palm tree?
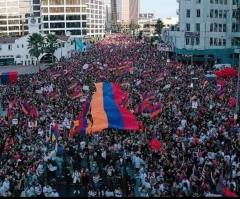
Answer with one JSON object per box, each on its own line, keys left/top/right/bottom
{"left": 155, "top": 19, "right": 164, "bottom": 41}
{"left": 45, "top": 34, "right": 59, "bottom": 64}
{"left": 27, "top": 33, "right": 44, "bottom": 66}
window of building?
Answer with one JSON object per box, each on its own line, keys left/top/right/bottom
{"left": 186, "top": 23, "right": 191, "bottom": 31}
{"left": 186, "top": 37, "right": 190, "bottom": 45}
{"left": 8, "top": 45, "right": 12, "bottom": 51}
{"left": 186, "top": 9, "right": 191, "bottom": 18}
{"left": 215, "top": 10, "right": 218, "bottom": 18}
{"left": 219, "top": 10, "right": 222, "bottom": 18}
{"left": 223, "top": 10, "right": 227, "bottom": 18}
{"left": 33, "top": 0, "right": 40, "bottom": 4}
{"left": 196, "top": 23, "right": 200, "bottom": 32}
{"left": 196, "top": 37, "right": 200, "bottom": 45}
{"left": 210, "top": 9, "right": 214, "bottom": 18}
{"left": 196, "top": 9, "right": 201, "bottom": 17}
{"left": 218, "top": 39, "right": 222, "bottom": 46}
{"left": 196, "top": 0, "right": 201, "bottom": 3}
{"left": 219, "top": 24, "right": 222, "bottom": 32}
{"left": 223, "top": 24, "right": 227, "bottom": 32}
{"left": 210, "top": 38, "right": 213, "bottom": 46}
{"left": 214, "top": 23, "right": 218, "bottom": 32}
{"left": 210, "top": 23, "right": 213, "bottom": 32}
{"left": 223, "top": 39, "right": 226, "bottom": 46}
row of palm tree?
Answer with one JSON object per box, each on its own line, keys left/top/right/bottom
{"left": 27, "top": 33, "right": 59, "bottom": 65}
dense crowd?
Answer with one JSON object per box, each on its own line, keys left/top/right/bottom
{"left": 0, "top": 34, "right": 239, "bottom": 197}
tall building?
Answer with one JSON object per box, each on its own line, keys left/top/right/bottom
{"left": 0, "top": 0, "right": 32, "bottom": 36}
{"left": 116, "top": 0, "right": 130, "bottom": 24}
{"left": 111, "top": 0, "right": 140, "bottom": 32}
{"left": 105, "top": 0, "right": 111, "bottom": 31}
{"left": 86, "top": 0, "right": 105, "bottom": 37}
{"left": 40, "top": 0, "right": 105, "bottom": 38}
{"left": 167, "top": 0, "right": 240, "bottom": 65}
{"left": 129, "top": 0, "right": 140, "bottom": 24}
{"left": 111, "top": 0, "right": 117, "bottom": 26}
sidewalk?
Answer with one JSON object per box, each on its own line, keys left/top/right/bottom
{"left": 0, "top": 64, "right": 49, "bottom": 75}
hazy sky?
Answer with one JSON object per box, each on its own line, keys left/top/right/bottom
{"left": 141, "top": 0, "right": 178, "bottom": 19}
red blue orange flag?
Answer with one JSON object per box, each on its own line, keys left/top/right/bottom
{"left": 86, "top": 82, "right": 139, "bottom": 133}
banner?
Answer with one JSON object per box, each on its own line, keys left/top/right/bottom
{"left": 0, "top": 72, "right": 18, "bottom": 85}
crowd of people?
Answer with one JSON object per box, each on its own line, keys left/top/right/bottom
{"left": 0, "top": 34, "right": 239, "bottom": 197}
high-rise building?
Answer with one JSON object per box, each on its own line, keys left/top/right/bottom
{"left": 105, "top": 0, "right": 111, "bottom": 31}
{"left": 41, "top": 0, "right": 105, "bottom": 38}
{"left": 111, "top": 0, "right": 140, "bottom": 31}
{"left": 116, "top": 0, "right": 129, "bottom": 24}
{"left": 167, "top": 0, "right": 240, "bottom": 65}
{"left": 0, "top": 0, "right": 32, "bottom": 36}
{"left": 86, "top": 0, "right": 105, "bottom": 37}
{"left": 111, "top": 0, "right": 117, "bottom": 26}
{"left": 129, "top": 0, "right": 139, "bottom": 24}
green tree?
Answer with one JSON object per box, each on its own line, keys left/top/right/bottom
{"left": 155, "top": 19, "right": 164, "bottom": 40}
{"left": 45, "top": 34, "right": 59, "bottom": 64}
{"left": 27, "top": 33, "right": 44, "bottom": 65}
{"left": 138, "top": 31, "right": 143, "bottom": 40}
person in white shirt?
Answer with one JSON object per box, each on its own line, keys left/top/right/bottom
{"left": 51, "top": 189, "right": 60, "bottom": 197}
{"left": 105, "top": 189, "right": 114, "bottom": 197}
{"left": 80, "top": 141, "right": 86, "bottom": 150}
{"left": 72, "top": 170, "right": 81, "bottom": 194}
{"left": 0, "top": 178, "right": 10, "bottom": 196}
{"left": 88, "top": 189, "right": 97, "bottom": 197}
{"left": 38, "top": 128, "right": 44, "bottom": 137}
{"left": 43, "top": 185, "right": 53, "bottom": 197}
{"left": 114, "top": 187, "right": 122, "bottom": 197}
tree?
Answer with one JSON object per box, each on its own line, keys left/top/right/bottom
{"left": 27, "top": 33, "right": 44, "bottom": 65}
{"left": 138, "top": 31, "right": 143, "bottom": 40}
{"left": 155, "top": 19, "right": 164, "bottom": 40}
{"left": 45, "top": 34, "right": 59, "bottom": 64}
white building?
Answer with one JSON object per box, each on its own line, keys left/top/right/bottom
{"left": 138, "top": 13, "right": 156, "bottom": 36}
{"left": 162, "top": 17, "right": 178, "bottom": 28}
{"left": 166, "top": 0, "right": 240, "bottom": 65}
{"left": 0, "top": 34, "right": 75, "bottom": 66}
{"left": 40, "top": 0, "right": 105, "bottom": 38}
